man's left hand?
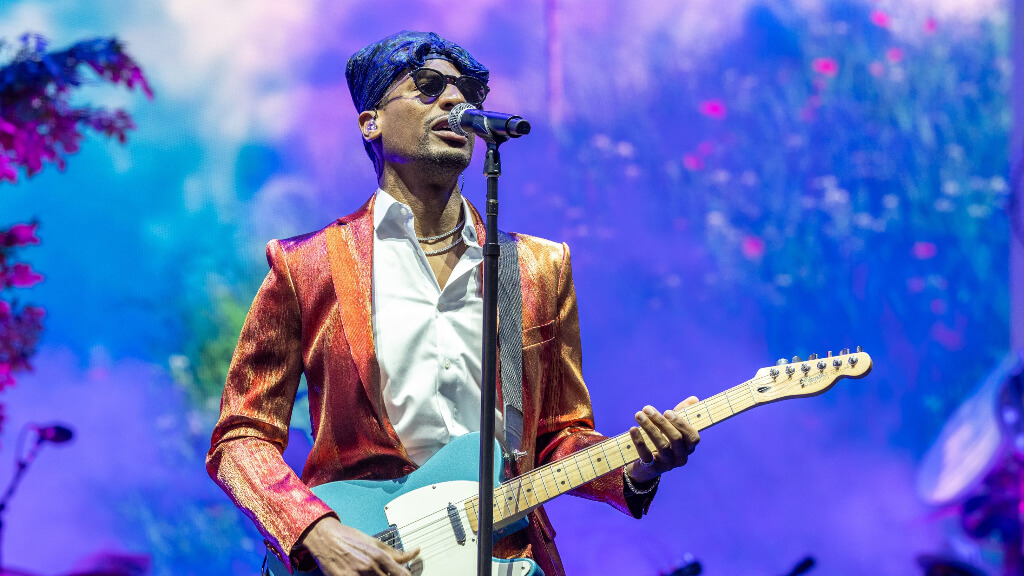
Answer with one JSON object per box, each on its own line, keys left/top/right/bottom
{"left": 626, "top": 397, "right": 701, "bottom": 485}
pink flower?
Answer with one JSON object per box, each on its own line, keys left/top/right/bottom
{"left": 912, "top": 241, "right": 938, "bottom": 260}
{"left": 698, "top": 100, "right": 727, "bottom": 120}
{"left": 923, "top": 17, "right": 938, "bottom": 34}
{"left": 7, "top": 263, "right": 43, "bottom": 288}
{"left": 870, "top": 10, "right": 891, "bottom": 28}
{"left": 811, "top": 58, "right": 839, "bottom": 78}
{"left": 869, "top": 61, "right": 886, "bottom": 78}
{"left": 741, "top": 236, "right": 765, "bottom": 259}
{"left": 0, "top": 300, "right": 9, "bottom": 318}
{"left": 886, "top": 47, "right": 903, "bottom": 63}
{"left": 682, "top": 154, "right": 704, "bottom": 171}
{"left": 696, "top": 140, "right": 715, "bottom": 157}
{"left": 6, "top": 223, "right": 39, "bottom": 246}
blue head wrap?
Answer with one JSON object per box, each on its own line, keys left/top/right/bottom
{"left": 345, "top": 31, "right": 489, "bottom": 178}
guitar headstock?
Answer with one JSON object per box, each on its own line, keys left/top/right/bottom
{"left": 750, "top": 347, "right": 872, "bottom": 403}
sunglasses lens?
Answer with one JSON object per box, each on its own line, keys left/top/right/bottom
{"left": 412, "top": 69, "right": 447, "bottom": 97}
{"left": 455, "top": 77, "right": 488, "bottom": 105}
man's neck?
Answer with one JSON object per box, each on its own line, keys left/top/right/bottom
{"left": 379, "top": 165, "right": 464, "bottom": 238}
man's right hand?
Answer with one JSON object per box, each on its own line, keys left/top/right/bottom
{"left": 300, "top": 516, "right": 419, "bottom": 576}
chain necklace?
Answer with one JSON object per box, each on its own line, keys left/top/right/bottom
{"left": 416, "top": 216, "right": 465, "bottom": 243}
{"left": 421, "top": 235, "right": 465, "bottom": 256}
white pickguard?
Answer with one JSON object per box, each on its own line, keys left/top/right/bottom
{"left": 384, "top": 480, "right": 535, "bottom": 576}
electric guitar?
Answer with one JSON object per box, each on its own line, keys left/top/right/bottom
{"left": 264, "top": 349, "right": 872, "bottom": 576}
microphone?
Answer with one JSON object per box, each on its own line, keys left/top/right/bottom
{"left": 448, "top": 103, "right": 531, "bottom": 142}
{"left": 35, "top": 424, "right": 74, "bottom": 444}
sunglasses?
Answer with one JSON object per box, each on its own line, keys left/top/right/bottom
{"left": 381, "top": 67, "right": 490, "bottom": 107}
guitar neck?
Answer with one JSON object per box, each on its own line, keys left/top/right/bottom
{"left": 465, "top": 377, "right": 761, "bottom": 530}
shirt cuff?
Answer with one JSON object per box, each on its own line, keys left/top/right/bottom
{"left": 622, "top": 468, "right": 660, "bottom": 519}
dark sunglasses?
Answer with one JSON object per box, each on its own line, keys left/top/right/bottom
{"left": 408, "top": 67, "right": 489, "bottom": 106}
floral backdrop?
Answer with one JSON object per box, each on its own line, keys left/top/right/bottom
{"left": 0, "top": 0, "right": 1013, "bottom": 575}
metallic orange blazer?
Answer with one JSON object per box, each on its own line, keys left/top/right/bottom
{"left": 207, "top": 195, "right": 643, "bottom": 575}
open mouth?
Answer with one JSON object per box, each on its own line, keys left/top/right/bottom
{"left": 431, "top": 118, "right": 467, "bottom": 143}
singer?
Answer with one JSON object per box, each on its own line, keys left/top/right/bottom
{"left": 206, "top": 31, "right": 701, "bottom": 576}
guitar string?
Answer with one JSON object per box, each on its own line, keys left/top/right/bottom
{"left": 373, "top": 375, "right": 766, "bottom": 553}
{"left": 371, "top": 370, "right": 800, "bottom": 552}
{"left": 369, "top": 365, "right": 853, "bottom": 558}
{"left": 373, "top": 373, "right": 798, "bottom": 564}
{"left": 372, "top": 371, "right": 787, "bottom": 554}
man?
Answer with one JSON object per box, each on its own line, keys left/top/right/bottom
{"left": 207, "top": 31, "right": 701, "bottom": 576}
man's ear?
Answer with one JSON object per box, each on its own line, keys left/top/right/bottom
{"left": 358, "top": 110, "right": 380, "bottom": 142}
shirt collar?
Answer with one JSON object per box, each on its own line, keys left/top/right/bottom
{"left": 373, "top": 188, "right": 479, "bottom": 247}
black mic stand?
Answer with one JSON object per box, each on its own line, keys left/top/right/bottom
{"left": 0, "top": 427, "right": 48, "bottom": 573}
{"left": 478, "top": 135, "right": 507, "bottom": 576}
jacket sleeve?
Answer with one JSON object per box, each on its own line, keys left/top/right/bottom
{"left": 533, "top": 243, "right": 657, "bottom": 519}
{"left": 205, "top": 240, "right": 335, "bottom": 571}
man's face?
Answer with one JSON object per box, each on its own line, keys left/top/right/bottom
{"left": 376, "top": 59, "right": 476, "bottom": 176}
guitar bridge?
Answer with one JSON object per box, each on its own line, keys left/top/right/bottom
{"left": 374, "top": 524, "right": 404, "bottom": 552}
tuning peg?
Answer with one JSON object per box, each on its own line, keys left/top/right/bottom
{"left": 792, "top": 355, "right": 802, "bottom": 363}
{"left": 856, "top": 346, "right": 863, "bottom": 352}
{"left": 769, "top": 368, "right": 780, "bottom": 378}
{"left": 841, "top": 348, "right": 850, "bottom": 355}
{"left": 826, "top": 350, "right": 832, "bottom": 357}
{"left": 809, "top": 353, "right": 818, "bottom": 360}
{"left": 776, "top": 358, "right": 788, "bottom": 366}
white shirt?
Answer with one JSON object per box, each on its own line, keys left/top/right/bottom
{"left": 372, "top": 189, "right": 499, "bottom": 466}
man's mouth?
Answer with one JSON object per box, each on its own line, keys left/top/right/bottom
{"left": 430, "top": 118, "right": 467, "bottom": 143}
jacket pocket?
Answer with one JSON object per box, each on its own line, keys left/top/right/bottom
{"left": 522, "top": 320, "right": 555, "bottom": 349}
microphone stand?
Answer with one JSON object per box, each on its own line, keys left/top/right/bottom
{"left": 0, "top": 428, "right": 47, "bottom": 573}
{"left": 478, "top": 136, "right": 507, "bottom": 576}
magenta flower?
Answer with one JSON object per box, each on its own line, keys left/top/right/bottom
{"left": 869, "top": 61, "right": 886, "bottom": 78}
{"left": 912, "top": 241, "right": 938, "bottom": 260}
{"left": 682, "top": 154, "right": 704, "bottom": 171}
{"left": 7, "top": 263, "right": 43, "bottom": 288}
{"left": 0, "top": 300, "right": 9, "bottom": 318}
{"left": 886, "top": 47, "right": 904, "bottom": 63}
{"left": 698, "top": 100, "right": 727, "bottom": 120}
{"left": 741, "top": 236, "right": 766, "bottom": 259}
{"left": 870, "top": 10, "right": 891, "bottom": 28}
{"left": 923, "top": 17, "right": 938, "bottom": 34}
{"left": 6, "top": 223, "right": 39, "bottom": 246}
{"left": 696, "top": 140, "right": 715, "bottom": 157}
{"left": 811, "top": 58, "right": 839, "bottom": 78}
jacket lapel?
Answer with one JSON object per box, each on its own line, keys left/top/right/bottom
{"left": 325, "top": 197, "right": 390, "bottom": 427}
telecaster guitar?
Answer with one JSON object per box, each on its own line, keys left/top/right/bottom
{"left": 264, "top": 349, "right": 873, "bottom": 576}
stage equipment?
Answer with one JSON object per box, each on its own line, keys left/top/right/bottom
{"left": 917, "top": 351, "right": 1024, "bottom": 575}
{"left": 455, "top": 101, "right": 531, "bottom": 576}
{"left": 449, "top": 103, "right": 531, "bottom": 141}
{"left": 0, "top": 423, "right": 75, "bottom": 572}
{"left": 781, "top": 556, "right": 815, "bottom": 575}
{"left": 664, "top": 553, "right": 702, "bottom": 575}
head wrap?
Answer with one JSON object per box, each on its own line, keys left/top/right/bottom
{"left": 345, "top": 31, "right": 489, "bottom": 178}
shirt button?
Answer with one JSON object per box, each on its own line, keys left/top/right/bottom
{"left": 443, "top": 359, "right": 452, "bottom": 370}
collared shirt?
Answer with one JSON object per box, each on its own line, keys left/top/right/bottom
{"left": 372, "top": 189, "right": 499, "bottom": 466}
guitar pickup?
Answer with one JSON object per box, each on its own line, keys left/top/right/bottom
{"left": 447, "top": 502, "right": 467, "bottom": 545}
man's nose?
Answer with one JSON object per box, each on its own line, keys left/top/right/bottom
{"left": 437, "top": 81, "right": 466, "bottom": 109}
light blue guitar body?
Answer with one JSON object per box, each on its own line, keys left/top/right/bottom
{"left": 263, "top": 432, "right": 539, "bottom": 576}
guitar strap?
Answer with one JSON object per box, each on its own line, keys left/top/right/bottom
{"left": 497, "top": 230, "right": 524, "bottom": 457}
